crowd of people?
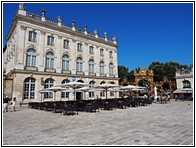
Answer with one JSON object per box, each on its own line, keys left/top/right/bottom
{"left": 3, "top": 96, "right": 17, "bottom": 113}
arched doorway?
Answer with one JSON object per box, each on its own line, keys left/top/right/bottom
{"left": 134, "top": 66, "right": 154, "bottom": 94}
{"left": 76, "top": 80, "right": 84, "bottom": 101}
{"left": 89, "top": 80, "right": 95, "bottom": 98}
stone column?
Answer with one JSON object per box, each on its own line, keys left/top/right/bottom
{"left": 55, "top": 36, "right": 62, "bottom": 73}
{"left": 114, "top": 49, "right": 118, "bottom": 78}
{"left": 95, "top": 45, "right": 99, "bottom": 77}
{"left": 84, "top": 43, "right": 88, "bottom": 76}
{"left": 70, "top": 39, "right": 76, "bottom": 74}
{"left": 16, "top": 25, "right": 26, "bottom": 69}
{"left": 38, "top": 30, "right": 46, "bottom": 72}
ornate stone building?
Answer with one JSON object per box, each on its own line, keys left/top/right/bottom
{"left": 173, "top": 66, "right": 193, "bottom": 98}
{"left": 3, "top": 4, "right": 119, "bottom": 102}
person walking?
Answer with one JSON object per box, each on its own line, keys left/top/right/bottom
{"left": 175, "top": 94, "right": 178, "bottom": 101}
{"left": 180, "top": 93, "right": 184, "bottom": 101}
{"left": 3, "top": 96, "right": 9, "bottom": 113}
{"left": 11, "top": 97, "right": 17, "bottom": 112}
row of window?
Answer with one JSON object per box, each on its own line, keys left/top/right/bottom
{"left": 24, "top": 78, "right": 115, "bottom": 99}
{"left": 26, "top": 48, "right": 114, "bottom": 75}
{"left": 29, "top": 31, "right": 113, "bottom": 58}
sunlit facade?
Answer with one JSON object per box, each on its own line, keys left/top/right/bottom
{"left": 3, "top": 4, "right": 119, "bottom": 102}
{"left": 173, "top": 66, "right": 193, "bottom": 98}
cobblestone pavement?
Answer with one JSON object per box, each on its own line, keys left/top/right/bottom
{"left": 3, "top": 100, "right": 194, "bottom": 146}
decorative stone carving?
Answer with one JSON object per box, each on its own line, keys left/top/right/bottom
{"left": 112, "top": 35, "right": 116, "bottom": 41}
{"left": 84, "top": 24, "right": 87, "bottom": 35}
{"left": 41, "top": 8, "right": 45, "bottom": 17}
{"left": 72, "top": 19, "right": 75, "bottom": 27}
{"left": 19, "top": 3, "right": 24, "bottom": 10}
{"left": 112, "top": 35, "right": 117, "bottom": 44}
{"left": 104, "top": 32, "right": 107, "bottom": 41}
{"left": 94, "top": 29, "right": 98, "bottom": 38}
{"left": 57, "top": 15, "right": 62, "bottom": 23}
{"left": 84, "top": 24, "right": 87, "bottom": 30}
{"left": 20, "top": 25, "right": 27, "bottom": 30}
{"left": 40, "top": 30, "right": 46, "bottom": 35}
{"left": 72, "top": 20, "right": 75, "bottom": 31}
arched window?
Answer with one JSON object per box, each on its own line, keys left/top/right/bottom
{"left": 61, "top": 79, "right": 70, "bottom": 98}
{"left": 62, "top": 55, "right": 69, "bottom": 71}
{"left": 89, "top": 59, "right": 94, "bottom": 74}
{"left": 76, "top": 57, "right": 83, "bottom": 72}
{"left": 45, "top": 52, "right": 54, "bottom": 69}
{"left": 26, "top": 48, "right": 36, "bottom": 67}
{"left": 44, "top": 78, "right": 54, "bottom": 98}
{"left": 24, "top": 77, "right": 35, "bottom": 99}
{"left": 109, "top": 63, "right": 114, "bottom": 76}
{"left": 100, "top": 61, "right": 104, "bottom": 76}
{"left": 183, "top": 80, "right": 191, "bottom": 88}
{"left": 100, "top": 81, "right": 105, "bottom": 97}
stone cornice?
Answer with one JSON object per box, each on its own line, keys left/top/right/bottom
{"left": 9, "top": 13, "right": 118, "bottom": 48}
{"left": 13, "top": 69, "right": 119, "bottom": 80}
{"left": 175, "top": 75, "right": 193, "bottom": 79}
{"left": 6, "top": 15, "right": 18, "bottom": 41}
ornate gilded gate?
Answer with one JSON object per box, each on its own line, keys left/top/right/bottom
{"left": 133, "top": 66, "right": 175, "bottom": 95}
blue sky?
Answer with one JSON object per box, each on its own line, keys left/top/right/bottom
{"left": 2, "top": 2, "right": 193, "bottom": 71}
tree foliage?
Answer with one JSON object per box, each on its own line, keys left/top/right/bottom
{"left": 149, "top": 61, "right": 189, "bottom": 82}
{"left": 118, "top": 65, "right": 129, "bottom": 83}
{"left": 128, "top": 70, "right": 135, "bottom": 83}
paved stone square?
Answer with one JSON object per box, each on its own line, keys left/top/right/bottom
{"left": 3, "top": 100, "right": 194, "bottom": 146}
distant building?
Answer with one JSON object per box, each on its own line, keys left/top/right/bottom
{"left": 173, "top": 65, "right": 193, "bottom": 99}
{"left": 3, "top": 3, "right": 119, "bottom": 102}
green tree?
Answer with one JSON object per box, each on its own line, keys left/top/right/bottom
{"left": 118, "top": 65, "right": 129, "bottom": 83}
{"left": 149, "top": 62, "right": 165, "bottom": 82}
{"left": 128, "top": 70, "right": 135, "bottom": 83}
{"left": 149, "top": 61, "right": 189, "bottom": 82}
{"left": 164, "top": 62, "right": 180, "bottom": 81}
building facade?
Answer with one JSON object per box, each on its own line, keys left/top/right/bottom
{"left": 173, "top": 66, "right": 193, "bottom": 99}
{"left": 3, "top": 4, "right": 119, "bottom": 102}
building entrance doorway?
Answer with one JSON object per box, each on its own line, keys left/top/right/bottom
{"left": 76, "top": 92, "right": 83, "bottom": 101}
